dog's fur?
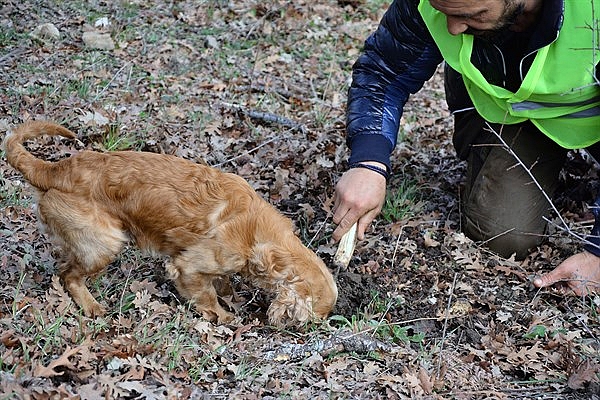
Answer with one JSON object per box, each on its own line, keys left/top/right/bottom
{"left": 3, "top": 121, "right": 337, "bottom": 327}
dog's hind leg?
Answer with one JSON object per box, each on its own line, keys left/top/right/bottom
{"left": 59, "top": 254, "right": 114, "bottom": 317}
{"left": 38, "top": 189, "right": 128, "bottom": 317}
{"left": 166, "top": 261, "right": 235, "bottom": 324}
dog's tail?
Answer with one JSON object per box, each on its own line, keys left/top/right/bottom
{"left": 3, "top": 120, "right": 76, "bottom": 191}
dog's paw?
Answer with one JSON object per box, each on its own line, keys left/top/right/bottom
{"left": 81, "top": 301, "right": 107, "bottom": 318}
{"left": 199, "top": 308, "right": 234, "bottom": 325}
{"left": 216, "top": 310, "right": 235, "bottom": 325}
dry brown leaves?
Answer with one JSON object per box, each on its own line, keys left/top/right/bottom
{"left": 0, "top": 0, "right": 599, "bottom": 398}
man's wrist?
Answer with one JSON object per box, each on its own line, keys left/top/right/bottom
{"left": 348, "top": 161, "right": 390, "bottom": 182}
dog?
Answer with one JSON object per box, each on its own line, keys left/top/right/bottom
{"left": 3, "top": 121, "right": 337, "bottom": 327}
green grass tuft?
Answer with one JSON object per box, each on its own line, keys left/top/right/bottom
{"left": 380, "top": 178, "right": 421, "bottom": 223}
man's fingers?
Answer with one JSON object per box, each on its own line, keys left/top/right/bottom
{"left": 533, "top": 271, "right": 563, "bottom": 289}
{"left": 332, "top": 216, "right": 354, "bottom": 241}
{"left": 533, "top": 264, "right": 588, "bottom": 295}
{"left": 356, "top": 216, "right": 374, "bottom": 241}
{"left": 533, "top": 275, "right": 550, "bottom": 288}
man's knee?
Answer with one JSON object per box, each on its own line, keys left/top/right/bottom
{"left": 454, "top": 114, "right": 566, "bottom": 260}
{"left": 462, "top": 214, "right": 544, "bottom": 259}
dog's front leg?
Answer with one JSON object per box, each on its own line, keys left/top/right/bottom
{"left": 192, "top": 281, "right": 235, "bottom": 324}
{"left": 166, "top": 263, "right": 234, "bottom": 324}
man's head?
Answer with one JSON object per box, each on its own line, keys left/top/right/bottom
{"left": 429, "top": 0, "right": 541, "bottom": 38}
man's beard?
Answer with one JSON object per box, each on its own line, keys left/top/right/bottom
{"left": 465, "top": 2, "right": 526, "bottom": 40}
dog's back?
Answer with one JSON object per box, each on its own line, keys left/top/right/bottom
{"left": 3, "top": 121, "right": 265, "bottom": 254}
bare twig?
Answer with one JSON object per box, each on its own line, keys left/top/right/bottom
{"left": 486, "top": 122, "right": 569, "bottom": 228}
{"left": 306, "top": 217, "right": 329, "bottom": 249}
{"left": 563, "top": 302, "right": 600, "bottom": 344}
{"left": 92, "top": 61, "right": 131, "bottom": 102}
{"left": 211, "top": 132, "right": 283, "bottom": 168}
{"left": 486, "top": 122, "right": 600, "bottom": 251}
{"left": 117, "top": 257, "right": 135, "bottom": 336}
{"left": 49, "top": 56, "right": 109, "bottom": 98}
{"left": 391, "top": 224, "right": 407, "bottom": 270}
{"left": 542, "top": 216, "right": 590, "bottom": 247}
{"left": 437, "top": 272, "right": 458, "bottom": 379}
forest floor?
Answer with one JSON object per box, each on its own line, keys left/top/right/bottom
{"left": 0, "top": 1, "right": 598, "bottom": 399}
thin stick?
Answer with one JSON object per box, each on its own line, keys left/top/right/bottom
{"left": 486, "top": 121, "right": 570, "bottom": 230}
{"left": 211, "top": 133, "right": 283, "bottom": 168}
{"left": 221, "top": 101, "right": 306, "bottom": 133}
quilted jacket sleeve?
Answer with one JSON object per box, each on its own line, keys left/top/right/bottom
{"left": 346, "top": 0, "right": 444, "bottom": 170}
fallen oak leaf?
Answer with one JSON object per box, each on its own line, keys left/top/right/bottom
{"left": 0, "top": 329, "right": 19, "bottom": 348}
{"left": 418, "top": 366, "right": 434, "bottom": 394}
{"left": 567, "top": 359, "right": 600, "bottom": 390}
{"left": 495, "top": 264, "right": 527, "bottom": 280}
{"left": 33, "top": 345, "right": 84, "bottom": 378}
{"left": 233, "top": 321, "right": 259, "bottom": 342}
{"left": 423, "top": 230, "right": 440, "bottom": 248}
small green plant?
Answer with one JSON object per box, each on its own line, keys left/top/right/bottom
{"left": 67, "top": 76, "right": 94, "bottom": 99}
{"left": 522, "top": 325, "right": 568, "bottom": 340}
{"left": 0, "top": 26, "right": 19, "bottom": 47}
{"left": 233, "top": 357, "right": 261, "bottom": 380}
{"left": 11, "top": 270, "right": 28, "bottom": 317}
{"left": 32, "top": 315, "right": 68, "bottom": 354}
{"left": 329, "top": 291, "right": 423, "bottom": 345}
{"left": 188, "top": 351, "right": 219, "bottom": 382}
{"left": 380, "top": 179, "right": 420, "bottom": 223}
{"left": 118, "top": 292, "right": 137, "bottom": 313}
{"left": 523, "top": 324, "right": 547, "bottom": 340}
{"left": 377, "top": 324, "right": 425, "bottom": 344}
{"left": 101, "top": 124, "right": 140, "bottom": 151}
{"left": 0, "top": 176, "right": 30, "bottom": 208}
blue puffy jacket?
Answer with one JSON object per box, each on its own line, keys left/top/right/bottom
{"left": 346, "top": 0, "right": 441, "bottom": 172}
{"left": 346, "top": 0, "right": 600, "bottom": 255}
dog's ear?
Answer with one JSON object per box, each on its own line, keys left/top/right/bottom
{"left": 248, "top": 242, "right": 287, "bottom": 282}
{"left": 267, "top": 285, "right": 313, "bottom": 327}
{"left": 249, "top": 242, "right": 314, "bottom": 327}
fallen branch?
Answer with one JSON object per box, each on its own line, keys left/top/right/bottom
{"left": 221, "top": 102, "right": 306, "bottom": 133}
{"left": 246, "top": 109, "right": 306, "bottom": 133}
{"left": 263, "top": 329, "right": 397, "bottom": 361}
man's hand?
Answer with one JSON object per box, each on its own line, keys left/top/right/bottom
{"left": 332, "top": 162, "right": 387, "bottom": 242}
{"left": 533, "top": 250, "right": 600, "bottom": 296}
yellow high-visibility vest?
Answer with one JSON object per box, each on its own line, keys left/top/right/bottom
{"left": 419, "top": 0, "right": 600, "bottom": 148}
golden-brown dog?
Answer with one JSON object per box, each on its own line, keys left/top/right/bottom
{"left": 3, "top": 121, "right": 337, "bottom": 327}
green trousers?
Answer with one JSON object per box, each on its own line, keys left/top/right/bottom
{"left": 453, "top": 110, "right": 569, "bottom": 259}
